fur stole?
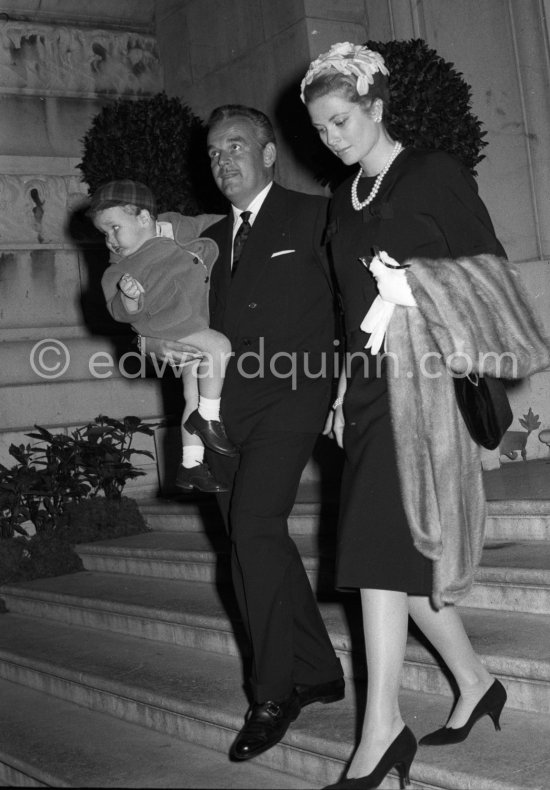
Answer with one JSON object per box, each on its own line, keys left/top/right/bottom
{"left": 386, "top": 254, "right": 550, "bottom": 608}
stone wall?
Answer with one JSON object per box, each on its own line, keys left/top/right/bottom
{"left": 0, "top": 0, "right": 549, "bottom": 486}
{"left": 0, "top": 2, "right": 166, "bottom": 494}
{"left": 155, "top": 0, "right": 550, "bottom": 466}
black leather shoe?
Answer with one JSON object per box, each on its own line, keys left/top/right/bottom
{"left": 229, "top": 692, "right": 301, "bottom": 761}
{"left": 295, "top": 677, "right": 345, "bottom": 708}
{"left": 184, "top": 410, "right": 238, "bottom": 457}
{"left": 175, "top": 462, "right": 229, "bottom": 493}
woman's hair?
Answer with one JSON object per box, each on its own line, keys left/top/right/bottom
{"left": 207, "top": 104, "right": 276, "bottom": 149}
{"left": 302, "top": 39, "right": 487, "bottom": 176}
{"left": 302, "top": 70, "right": 390, "bottom": 117}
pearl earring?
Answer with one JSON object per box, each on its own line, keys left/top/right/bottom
{"left": 372, "top": 101, "right": 383, "bottom": 123}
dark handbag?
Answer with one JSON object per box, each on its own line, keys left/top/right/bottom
{"left": 453, "top": 373, "right": 513, "bottom": 450}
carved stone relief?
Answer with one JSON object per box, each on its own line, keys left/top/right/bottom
{"left": 0, "top": 21, "right": 162, "bottom": 96}
{"left": 0, "top": 173, "right": 89, "bottom": 245}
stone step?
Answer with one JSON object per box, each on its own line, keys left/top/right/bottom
{"left": 464, "top": 541, "right": 550, "bottom": 613}
{"left": 0, "top": 677, "right": 313, "bottom": 789}
{"left": 138, "top": 497, "right": 550, "bottom": 542}
{"left": 2, "top": 572, "right": 549, "bottom": 716}
{"left": 71, "top": 531, "right": 550, "bottom": 615}
{"left": 485, "top": 499, "right": 550, "bottom": 541}
{"left": 0, "top": 613, "right": 547, "bottom": 790}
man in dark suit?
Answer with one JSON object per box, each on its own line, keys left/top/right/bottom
{"left": 202, "top": 105, "right": 344, "bottom": 761}
{"left": 143, "top": 104, "right": 344, "bottom": 761}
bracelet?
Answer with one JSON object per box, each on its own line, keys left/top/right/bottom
{"left": 332, "top": 396, "right": 344, "bottom": 409}
{"left": 136, "top": 334, "right": 143, "bottom": 353}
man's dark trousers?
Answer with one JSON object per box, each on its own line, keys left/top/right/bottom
{"left": 206, "top": 182, "right": 343, "bottom": 703}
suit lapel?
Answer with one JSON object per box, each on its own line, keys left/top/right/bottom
{"left": 213, "top": 184, "right": 332, "bottom": 336}
{"left": 224, "top": 186, "right": 291, "bottom": 335}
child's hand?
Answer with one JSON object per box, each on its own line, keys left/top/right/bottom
{"left": 118, "top": 273, "right": 145, "bottom": 300}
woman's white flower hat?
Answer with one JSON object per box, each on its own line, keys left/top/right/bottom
{"left": 300, "top": 41, "right": 389, "bottom": 102}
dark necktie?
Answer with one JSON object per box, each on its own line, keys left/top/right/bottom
{"left": 232, "top": 210, "right": 252, "bottom": 277}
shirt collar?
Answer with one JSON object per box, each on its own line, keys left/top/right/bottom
{"left": 231, "top": 181, "right": 273, "bottom": 228}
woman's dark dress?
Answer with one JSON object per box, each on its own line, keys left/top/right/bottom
{"left": 327, "top": 147, "right": 505, "bottom": 593}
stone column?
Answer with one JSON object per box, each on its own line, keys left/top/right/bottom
{"left": 155, "top": 0, "right": 370, "bottom": 193}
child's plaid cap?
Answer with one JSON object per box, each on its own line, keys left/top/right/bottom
{"left": 88, "top": 180, "right": 157, "bottom": 215}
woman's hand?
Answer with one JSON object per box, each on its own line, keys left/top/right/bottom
{"left": 368, "top": 251, "right": 416, "bottom": 306}
{"left": 360, "top": 296, "right": 395, "bottom": 355}
{"left": 323, "top": 405, "right": 345, "bottom": 448}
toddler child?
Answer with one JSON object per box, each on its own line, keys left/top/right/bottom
{"left": 88, "top": 179, "right": 236, "bottom": 493}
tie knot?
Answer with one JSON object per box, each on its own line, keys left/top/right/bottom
{"left": 239, "top": 210, "right": 252, "bottom": 225}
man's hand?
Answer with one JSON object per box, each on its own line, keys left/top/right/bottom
{"left": 139, "top": 336, "right": 203, "bottom": 367}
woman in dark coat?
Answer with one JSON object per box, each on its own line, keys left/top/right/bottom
{"left": 301, "top": 42, "right": 508, "bottom": 789}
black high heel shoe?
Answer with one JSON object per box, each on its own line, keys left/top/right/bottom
{"left": 324, "top": 725, "right": 417, "bottom": 789}
{"left": 419, "top": 678, "right": 507, "bottom": 746}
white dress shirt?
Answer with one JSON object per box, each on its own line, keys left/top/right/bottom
{"left": 231, "top": 181, "right": 273, "bottom": 266}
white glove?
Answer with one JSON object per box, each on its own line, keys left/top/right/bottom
{"left": 368, "top": 250, "right": 416, "bottom": 306}
{"left": 361, "top": 296, "right": 395, "bottom": 355}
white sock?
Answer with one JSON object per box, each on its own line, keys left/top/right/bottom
{"left": 182, "top": 444, "right": 205, "bottom": 468}
{"left": 197, "top": 396, "right": 221, "bottom": 421}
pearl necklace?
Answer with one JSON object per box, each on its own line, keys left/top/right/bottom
{"left": 351, "top": 141, "right": 404, "bottom": 210}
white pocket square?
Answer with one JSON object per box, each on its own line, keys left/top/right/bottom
{"left": 271, "top": 249, "right": 295, "bottom": 258}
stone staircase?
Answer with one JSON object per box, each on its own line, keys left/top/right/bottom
{"left": 1, "top": 460, "right": 550, "bottom": 789}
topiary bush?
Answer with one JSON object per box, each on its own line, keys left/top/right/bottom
{"left": 78, "top": 91, "right": 225, "bottom": 214}
{"left": 366, "top": 38, "right": 487, "bottom": 174}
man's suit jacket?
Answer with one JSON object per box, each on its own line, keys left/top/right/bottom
{"left": 205, "top": 183, "right": 336, "bottom": 439}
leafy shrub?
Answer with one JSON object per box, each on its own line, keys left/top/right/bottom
{"left": 0, "top": 534, "right": 83, "bottom": 586}
{"left": 0, "top": 537, "right": 26, "bottom": 585}
{"left": 58, "top": 496, "right": 149, "bottom": 544}
{"left": 61, "top": 414, "right": 157, "bottom": 500}
{"left": 0, "top": 446, "right": 47, "bottom": 539}
{"left": 19, "top": 534, "right": 84, "bottom": 581}
{"left": 0, "top": 435, "right": 91, "bottom": 538}
{"left": 22, "top": 414, "right": 158, "bottom": 518}
{"left": 0, "top": 415, "right": 155, "bottom": 587}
